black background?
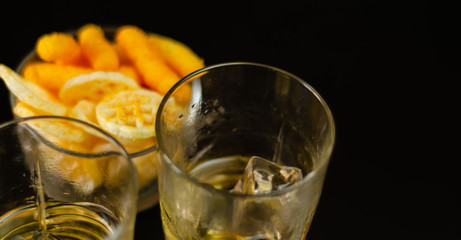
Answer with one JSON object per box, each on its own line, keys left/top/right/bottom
{"left": 0, "top": 1, "right": 458, "bottom": 239}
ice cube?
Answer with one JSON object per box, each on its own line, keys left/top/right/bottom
{"left": 231, "top": 156, "right": 302, "bottom": 195}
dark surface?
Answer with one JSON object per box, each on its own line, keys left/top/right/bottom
{"left": 0, "top": 1, "right": 458, "bottom": 239}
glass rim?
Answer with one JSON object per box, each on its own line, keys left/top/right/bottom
{"left": 0, "top": 115, "right": 137, "bottom": 174}
{"left": 156, "top": 62, "right": 336, "bottom": 198}
{"left": 0, "top": 115, "right": 139, "bottom": 238}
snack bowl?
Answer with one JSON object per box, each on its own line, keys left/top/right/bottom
{"left": 7, "top": 25, "right": 201, "bottom": 212}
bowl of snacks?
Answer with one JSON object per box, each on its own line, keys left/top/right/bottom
{"left": 1, "top": 24, "right": 204, "bottom": 211}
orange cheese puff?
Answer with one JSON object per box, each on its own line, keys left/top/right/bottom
{"left": 22, "top": 62, "right": 93, "bottom": 94}
{"left": 117, "top": 64, "right": 142, "bottom": 84}
{"left": 36, "top": 32, "right": 83, "bottom": 65}
{"left": 112, "top": 43, "right": 131, "bottom": 64}
{"left": 77, "top": 23, "right": 105, "bottom": 39}
{"left": 115, "top": 25, "right": 180, "bottom": 94}
{"left": 135, "top": 59, "right": 180, "bottom": 94}
{"left": 148, "top": 33, "right": 205, "bottom": 77}
{"left": 77, "top": 24, "right": 120, "bottom": 71}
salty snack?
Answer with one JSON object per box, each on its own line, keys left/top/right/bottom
{"left": 0, "top": 64, "right": 67, "bottom": 116}
{"left": 115, "top": 25, "right": 180, "bottom": 94}
{"left": 115, "top": 64, "right": 142, "bottom": 84}
{"left": 78, "top": 24, "right": 120, "bottom": 70}
{"left": 95, "top": 89, "right": 163, "bottom": 140}
{"left": 22, "top": 62, "right": 92, "bottom": 94}
{"left": 36, "top": 32, "right": 83, "bottom": 65}
{"left": 1, "top": 23, "right": 205, "bottom": 195}
{"left": 148, "top": 33, "right": 204, "bottom": 77}
{"left": 13, "top": 102, "right": 90, "bottom": 144}
{"left": 68, "top": 100, "right": 97, "bottom": 125}
{"left": 59, "top": 71, "right": 139, "bottom": 105}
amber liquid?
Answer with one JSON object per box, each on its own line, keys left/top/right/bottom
{"left": 0, "top": 202, "right": 118, "bottom": 240}
{"left": 162, "top": 156, "right": 280, "bottom": 240}
{"left": 0, "top": 158, "right": 118, "bottom": 240}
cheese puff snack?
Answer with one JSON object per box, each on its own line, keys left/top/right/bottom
{"left": 148, "top": 33, "right": 204, "bottom": 77}
{"left": 36, "top": 32, "right": 83, "bottom": 65}
{"left": 4, "top": 23, "right": 206, "bottom": 144}
{"left": 22, "top": 62, "right": 93, "bottom": 94}
{"left": 77, "top": 24, "right": 120, "bottom": 71}
{"left": 115, "top": 25, "right": 181, "bottom": 94}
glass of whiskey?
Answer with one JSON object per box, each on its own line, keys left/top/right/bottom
{"left": 155, "top": 62, "right": 335, "bottom": 240}
{"left": 0, "top": 116, "right": 138, "bottom": 240}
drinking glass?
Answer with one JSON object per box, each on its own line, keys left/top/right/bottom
{"left": 0, "top": 116, "right": 138, "bottom": 240}
{"left": 156, "top": 62, "right": 335, "bottom": 239}
{"left": 12, "top": 27, "right": 160, "bottom": 212}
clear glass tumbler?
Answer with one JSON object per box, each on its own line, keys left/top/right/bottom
{"left": 0, "top": 116, "right": 138, "bottom": 240}
{"left": 156, "top": 62, "right": 335, "bottom": 239}
{"left": 11, "top": 27, "right": 161, "bottom": 212}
